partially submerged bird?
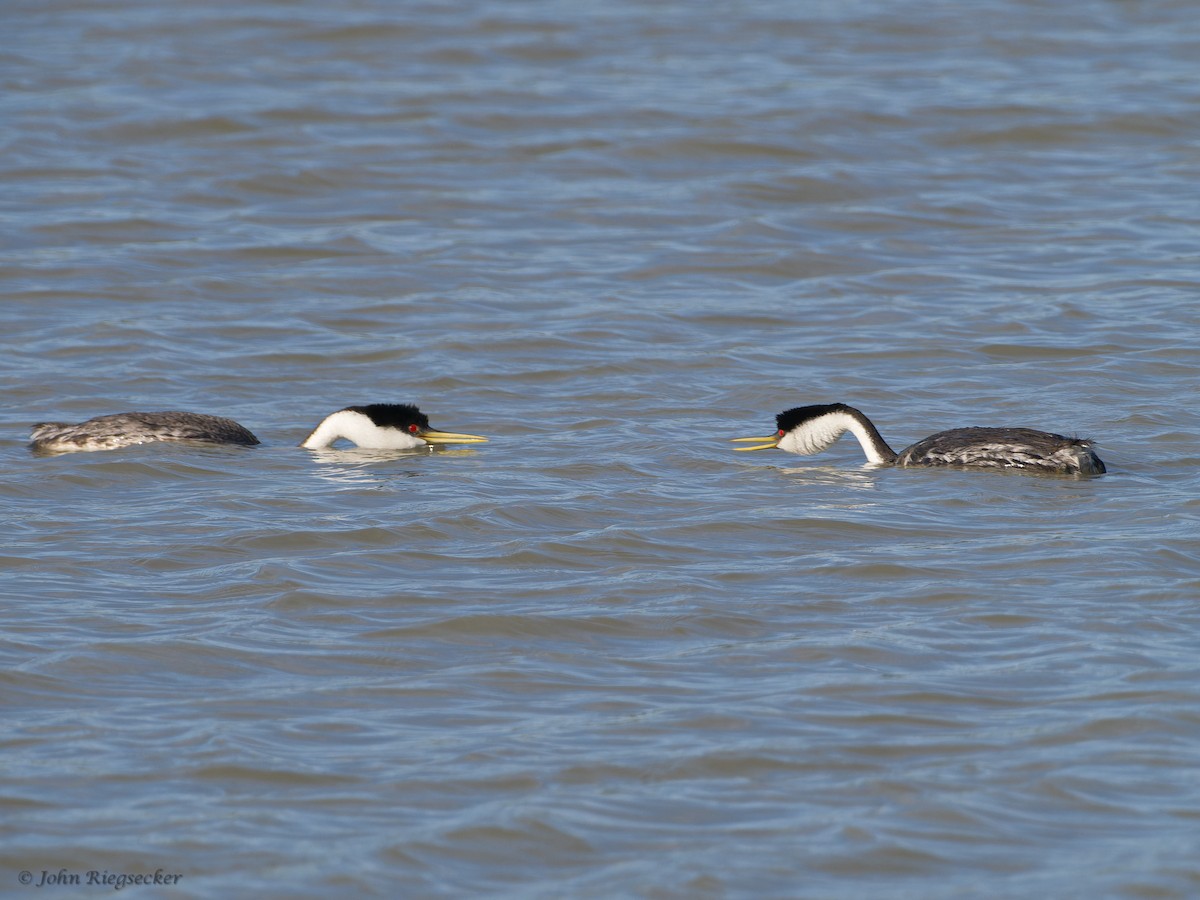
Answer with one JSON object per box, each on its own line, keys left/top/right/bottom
{"left": 299, "top": 403, "right": 487, "bottom": 450}
{"left": 30, "top": 411, "right": 260, "bottom": 454}
{"left": 29, "top": 403, "right": 487, "bottom": 455}
{"left": 733, "top": 403, "right": 1105, "bottom": 476}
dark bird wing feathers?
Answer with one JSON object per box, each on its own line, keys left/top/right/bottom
{"left": 896, "top": 427, "right": 1104, "bottom": 474}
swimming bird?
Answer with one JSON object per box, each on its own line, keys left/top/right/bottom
{"left": 30, "top": 411, "right": 260, "bottom": 454}
{"left": 732, "top": 403, "right": 1106, "bottom": 475}
{"left": 299, "top": 403, "right": 487, "bottom": 450}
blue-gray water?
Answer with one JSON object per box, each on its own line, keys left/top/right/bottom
{"left": 3, "top": 1, "right": 1199, "bottom": 896}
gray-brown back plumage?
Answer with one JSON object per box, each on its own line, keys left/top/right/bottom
{"left": 30, "top": 411, "right": 260, "bottom": 454}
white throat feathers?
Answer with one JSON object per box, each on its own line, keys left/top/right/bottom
{"left": 300, "top": 408, "right": 426, "bottom": 450}
{"left": 776, "top": 405, "right": 898, "bottom": 466}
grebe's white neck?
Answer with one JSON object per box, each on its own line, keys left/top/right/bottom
{"left": 300, "top": 409, "right": 426, "bottom": 450}
{"left": 777, "top": 406, "right": 898, "bottom": 466}
{"left": 738, "top": 402, "right": 1106, "bottom": 475}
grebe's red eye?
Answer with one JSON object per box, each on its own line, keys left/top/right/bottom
{"left": 777, "top": 429, "right": 785, "bottom": 437}
{"left": 408, "top": 424, "right": 420, "bottom": 434}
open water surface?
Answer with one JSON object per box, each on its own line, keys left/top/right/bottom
{"left": 2, "top": 0, "right": 1200, "bottom": 896}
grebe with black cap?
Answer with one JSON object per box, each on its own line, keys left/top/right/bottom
{"left": 30, "top": 404, "right": 487, "bottom": 454}
{"left": 733, "top": 403, "right": 1105, "bottom": 476}
{"left": 299, "top": 404, "right": 487, "bottom": 450}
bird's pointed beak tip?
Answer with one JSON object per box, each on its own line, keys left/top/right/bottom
{"left": 421, "top": 429, "right": 489, "bottom": 445}
{"left": 730, "top": 435, "right": 779, "bottom": 452}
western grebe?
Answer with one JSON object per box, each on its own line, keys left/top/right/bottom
{"left": 30, "top": 411, "right": 260, "bottom": 454}
{"left": 733, "top": 403, "right": 1106, "bottom": 475}
{"left": 300, "top": 404, "right": 487, "bottom": 450}
{"left": 30, "top": 403, "right": 487, "bottom": 454}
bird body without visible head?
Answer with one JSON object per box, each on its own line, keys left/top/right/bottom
{"left": 29, "top": 411, "right": 260, "bottom": 454}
